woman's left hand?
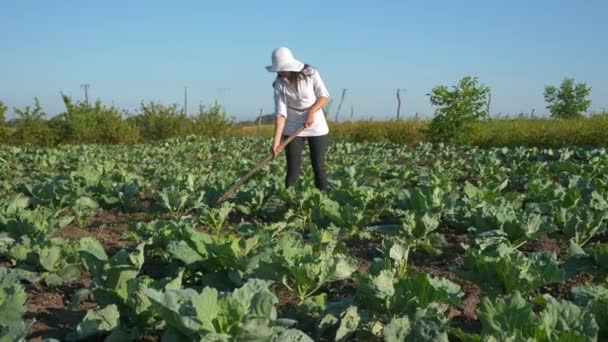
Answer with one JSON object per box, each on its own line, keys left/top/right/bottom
{"left": 305, "top": 114, "right": 315, "bottom": 127}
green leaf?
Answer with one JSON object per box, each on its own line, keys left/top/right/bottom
{"left": 236, "top": 317, "right": 274, "bottom": 341}
{"left": 335, "top": 305, "right": 360, "bottom": 341}
{"left": 394, "top": 272, "right": 463, "bottom": 314}
{"left": 572, "top": 285, "right": 608, "bottom": 339}
{"left": 69, "top": 288, "right": 92, "bottom": 310}
{"left": 8, "top": 244, "right": 30, "bottom": 261}
{"left": 383, "top": 316, "right": 411, "bottom": 342}
{"left": 389, "top": 241, "right": 409, "bottom": 262}
{"left": 355, "top": 268, "right": 395, "bottom": 310}
{"left": 270, "top": 328, "right": 313, "bottom": 342}
{"left": 56, "top": 264, "right": 81, "bottom": 282}
{"left": 0, "top": 267, "right": 38, "bottom": 283}
{"left": 194, "top": 287, "right": 219, "bottom": 332}
{"left": 145, "top": 287, "right": 205, "bottom": 339}
{"left": 43, "top": 274, "right": 64, "bottom": 287}
{"left": 536, "top": 294, "right": 599, "bottom": 341}
{"left": 407, "top": 308, "right": 449, "bottom": 342}
{"left": 39, "top": 245, "right": 62, "bottom": 272}
{"left": 572, "top": 285, "right": 608, "bottom": 306}
{"left": 167, "top": 240, "right": 203, "bottom": 265}
{"left": 0, "top": 272, "right": 27, "bottom": 326}
{"left": 591, "top": 243, "right": 608, "bottom": 269}
{"left": 477, "top": 291, "right": 536, "bottom": 337}
{"left": 68, "top": 304, "right": 120, "bottom": 341}
{"left": 0, "top": 319, "right": 31, "bottom": 342}
{"left": 75, "top": 196, "right": 99, "bottom": 211}
{"left": 6, "top": 195, "right": 29, "bottom": 215}
{"left": 103, "top": 266, "right": 140, "bottom": 291}
{"left": 461, "top": 244, "right": 564, "bottom": 295}
{"left": 326, "top": 255, "right": 358, "bottom": 282}
{"left": 250, "top": 290, "right": 276, "bottom": 319}
{"left": 446, "top": 327, "right": 481, "bottom": 342}
{"left": 232, "top": 279, "right": 276, "bottom": 315}
{"left": 79, "top": 237, "right": 108, "bottom": 278}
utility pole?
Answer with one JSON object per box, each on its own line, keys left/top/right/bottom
{"left": 216, "top": 88, "right": 231, "bottom": 104}
{"left": 184, "top": 87, "right": 188, "bottom": 116}
{"left": 257, "top": 108, "right": 263, "bottom": 135}
{"left": 396, "top": 88, "right": 406, "bottom": 120}
{"left": 80, "top": 84, "right": 90, "bottom": 106}
{"left": 486, "top": 92, "right": 492, "bottom": 118}
{"left": 335, "top": 88, "right": 347, "bottom": 122}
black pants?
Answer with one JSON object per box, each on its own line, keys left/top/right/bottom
{"left": 283, "top": 134, "right": 329, "bottom": 191}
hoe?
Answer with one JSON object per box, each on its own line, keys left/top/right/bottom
{"left": 213, "top": 126, "right": 305, "bottom": 206}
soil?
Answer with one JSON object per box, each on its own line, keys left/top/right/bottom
{"left": 536, "top": 271, "right": 593, "bottom": 302}
{"left": 25, "top": 279, "right": 96, "bottom": 341}
{"left": 521, "top": 233, "right": 570, "bottom": 261}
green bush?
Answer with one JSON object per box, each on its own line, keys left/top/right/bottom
{"left": 131, "top": 101, "right": 188, "bottom": 141}
{"left": 544, "top": 78, "right": 591, "bottom": 119}
{"left": 187, "top": 103, "right": 233, "bottom": 138}
{"left": 54, "top": 94, "right": 141, "bottom": 144}
{"left": 10, "top": 98, "right": 57, "bottom": 145}
{"left": 425, "top": 76, "right": 490, "bottom": 144}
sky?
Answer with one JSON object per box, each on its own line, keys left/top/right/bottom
{"left": 1, "top": 0, "right": 607, "bottom": 121}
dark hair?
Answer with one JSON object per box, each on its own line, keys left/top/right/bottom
{"left": 272, "top": 64, "right": 314, "bottom": 88}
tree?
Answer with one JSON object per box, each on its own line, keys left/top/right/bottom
{"left": 544, "top": 78, "right": 591, "bottom": 119}
{"left": 425, "top": 76, "right": 490, "bottom": 144}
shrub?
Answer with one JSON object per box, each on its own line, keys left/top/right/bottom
{"left": 10, "top": 98, "right": 57, "bottom": 145}
{"left": 544, "top": 78, "right": 591, "bottom": 119}
{"left": 425, "top": 76, "right": 490, "bottom": 144}
{"left": 131, "top": 101, "right": 188, "bottom": 141}
{"left": 55, "top": 94, "right": 141, "bottom": 144}
{"left": 187, "top": 103, "right": 233, "bottom": 138}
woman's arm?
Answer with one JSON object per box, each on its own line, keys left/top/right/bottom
{"left": 306, "top": 70, "right": 330, "bottom": 127}
{"left": 272, "top": 83, "right": 288, "bottom": 156}
{"left": 305, "top": 96, "right": 328, "bottom": 127}
{"left": 272, "top": 115, "right": 286, "bottom": 157}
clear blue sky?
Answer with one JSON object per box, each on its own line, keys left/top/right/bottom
{"left": 1, "top": 0, "right": 607, "bottom": 121}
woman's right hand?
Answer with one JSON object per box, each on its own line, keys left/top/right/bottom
{"left": 272, "top": 139, "right": 282, "bottom": 157}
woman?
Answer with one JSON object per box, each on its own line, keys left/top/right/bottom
{"left": 266, "top": 47, "right": 330, "bottom": 191}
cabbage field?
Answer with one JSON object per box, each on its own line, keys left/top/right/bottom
{"left": 1, "top": 136, "right": 607, "bottom": 341}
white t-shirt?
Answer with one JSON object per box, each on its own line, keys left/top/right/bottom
{"left": 273, "top": 66, "right": 330, "bottom": 137}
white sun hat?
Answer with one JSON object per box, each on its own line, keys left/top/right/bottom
{"left": 265, "top": 47, "right": 304, "bottom": 72}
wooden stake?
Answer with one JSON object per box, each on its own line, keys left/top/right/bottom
{"left": 335, "top": 88, "right": 347, "bottom": 122}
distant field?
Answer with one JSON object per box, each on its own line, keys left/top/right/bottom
{"left": 232, "top": 116, "right": 608, "bottom": 148}
{"left": 233, "top": 124, "right": 274, "bottom": 137}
